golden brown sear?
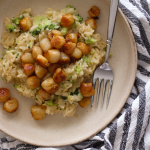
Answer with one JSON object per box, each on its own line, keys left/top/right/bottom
{"left": 88, "top": 6, "right": 100, "bottom": 18}
{"left": 0, "top": 88, "right": 10, "bottom": 103}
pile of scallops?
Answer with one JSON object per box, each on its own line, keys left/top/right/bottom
{"left": 0, "top": 6, "right": 101, "bottom": 120}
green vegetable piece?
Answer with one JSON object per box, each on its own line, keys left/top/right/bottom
{"left": 66, "top": 5, "right": 73, "bottom": 8}
{"left": 68, "top": 75, "right": 72, "bottom": 78}
{"left": 61, "top": 83, "right": 65, "bottom": 88}
{"left": 33, "top": 15, "right": 51, "bottom": 27}
{"left": 85, "top": 37, "right": 97, "bottom": 44}
{"left": 60, "top": 27, "right": 68, "bottom": 35}
{"left": 32, "top": 26, "right": 42, "bottom": 37}
{"left": 72, "top": 22, "right": 77, "bottom": 28}
{"left": 47, "top": 101, "right": 54, "bottom": 106}
{"left": 70, "top": 89, "right": 79, "bottom": 95}
{"left": 82, "top": 55, "right": 91, "bottom": 66}
{"left": 13, "top": 84, "right": 20, "bottom": 88}
{"left": 16, "top": 53, "right": 19, "bottom": 58}
{"left": 74, "top": 65, "right": 83, "bottom": 75}
{"left": 75, "top": 14, "right": 83, "bottom": 23}
{"left": 61, "top": 96, "right": 67, "bottom": 100}
{"left": 12, "top": 15, "right": 24, "bottom": 25}
{"left": 103, "top": 47, "right": 106, "bottom": 51}
{"left": 49, "top": 24, "right": 55, "bottom": 30}
{"left": 6, "top": 24, "right": 15, "bottom": 33}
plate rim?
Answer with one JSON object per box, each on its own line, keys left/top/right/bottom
{"left": 0, "top": 2, "right": 137, "bottom": 147}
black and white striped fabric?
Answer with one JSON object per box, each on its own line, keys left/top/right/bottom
{"left": 1, "top": 0, "right": 150, "bottom": 149}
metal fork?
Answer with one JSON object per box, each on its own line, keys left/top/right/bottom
{"left": 92, "top": 0, "right": 119, "bottom": 109}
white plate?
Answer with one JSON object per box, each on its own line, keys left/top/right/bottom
{"left": 0, "top": 0, "right": 137, "bottom": 147}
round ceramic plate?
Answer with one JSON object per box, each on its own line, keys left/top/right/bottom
{"left": 0, "top": 0, "right": 137, "bottom": 147}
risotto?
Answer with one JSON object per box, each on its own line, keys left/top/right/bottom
{"left": 0, "top": 6, "right": 106, "bottom": 118}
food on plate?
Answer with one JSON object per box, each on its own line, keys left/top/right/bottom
{"left": 31, "top": 106, "right": 46, "bottom": 120}
{"left": 78, "top": 97, "right": 90, "bottom": 108}
{"left": 85, "top": 18, "right": 97, "bottom": 30}
{"left": 0, "top": 88, "right": 10, "bottom": 103}
{"left": 0, "top": 5, "right": 106, "bottom": 118}
{"left": 3, "top": 98, "right": 19, "bottom": 113}
{"left": 88, "top": 6, "right": 100, "bottom": 18}
{"left": 80, "top": 82, "right": 95, "bottom": 97}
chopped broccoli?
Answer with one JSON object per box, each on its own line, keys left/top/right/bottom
{"left": 103, "top": 47, "right": 106, "bottom": 51}
{"left": 61, "top": 83, "right": 65, "bottom": 88}
{"left": 16, "top": 53, "right": 19, "bottom": 58}
{"left": 85, "top": 37, "right": 97, "bottom": 44}
{"left": 12, "top": 15, "right": 24, "bottom": 25}
{"left": 0, "top": 57, "right": 3, "bottom": 60}
{"left": 74, "top": 64, "right": 83, "bottom": 75}
{"left": 33, "top": 15, "right": 51, "bottom": 27}
{"left": 68, "top": 75, "right": 72, "bottom": 78}
{"left": 82, "top": 55, "right": 91, "bottom": 66}
{"left": 66, "top": 5, "right": 73, "bottom": 8}
{"left": 49, "top": 24, "right": 55, "bottom": 30}
{"left": 44, "top": 25, "right": 49, "bottom": 30}
{"left": 72, "top": 22, "right": 77, "bottom": 28}
{"left": 60, "top": 27, "right": 68, "bottom": 35}
{"left": 70, "top": 89, "right": 79, "bottom": 95}
{"left": 6, "top": 24, "right": 15, "bottom": 33}
{"left": 47, "top": 101, "right": 54, "bottom": 106}
{"left": 13, "top": 84, "right": 21, "bottom": 88}
{"left": 61, "top": 96, "right": 67, "bottom": 100}
{"left": 32, "top": 26, "right": 42, "bottom": 36}
{"left": 53, "top": 95, "right": 58, "bottom": 101}
{"left": 75, "top": 14, "right": 83, "bottom": 23}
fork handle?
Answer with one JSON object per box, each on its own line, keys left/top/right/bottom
{"left": 105, "top": 0, "right": 119, "bottom": 63}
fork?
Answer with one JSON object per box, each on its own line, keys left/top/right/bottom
{"left": 92, "top": 0, "right": 119, "bottom": 109}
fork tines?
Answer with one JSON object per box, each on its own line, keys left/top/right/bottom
{"left": 91, "top": 79, "right": 113, "bottom": 109}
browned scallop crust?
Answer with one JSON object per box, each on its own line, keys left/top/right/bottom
{"left": 22, "top": 64, "right": 35, "bottom": 76}
{"left": 48, "top": 63, "right": 62, "bottom": 74}
{"left": 53, "top": 68, "right": 67, "bottom": 83}
{"left": 51, "top": 36, "right": 66, "bottom": 49}
{"left": 26, "top": 76, "right": 41, "bottom": 89}
{"left": 0, "top": 88, "right": 10, "bottom": 103}
{"left": 19, "top": 16, "right": 32, "bottom": 31}
{"left": 41, "top": 78, "right": 59, "bottom": 94}
{"left": 38, "top": 88, "right": 51, "bottom": 101}
{"left": 77, "top": 42, "right": 91, "bottom": 55}
{"left": 32, "top": 46, "right": 43, "bottom": 59}
{"left": 30, "top": 106, "right": 46, "bottom": 120}
{"left": 36, "top": 55, "right": 50, "bottom": 68}
{"left": 78, "top": 97, "right": 91, "bottom": 108}
{"left": 3, "top": 98, "right": 19, "bottom": 113}
{"left": 88, "top": 6, "right": 100, "bottom": 18}
{"left": 59, "top": 52, "right": 70, "bottom": 64}
{"left": 35, "top": 65, "right": 47, "bottom": 78}
{"left": 64, "top": 42, "right": 76, "bottom": 54}
{"left": 21, "top": 52, "right": 35, "bottom": 64}
{"left": 65, "top": 33, "right": 78, "bottom": 43}
{"left": 80, "top": 82, "right": 95, "bottom": 97}
{"left": 61, "top": 14, "right": 74, "bottom": 27}
{"left": 85, "top": 18, "right": 97, "bottom": 30}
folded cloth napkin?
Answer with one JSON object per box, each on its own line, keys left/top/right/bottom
{"left": 1, "top": 0, "right": 150, "bottom": 149}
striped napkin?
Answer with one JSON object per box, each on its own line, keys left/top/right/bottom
{"left": 1, "top": 0, "right": 150, "bottom": 149}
